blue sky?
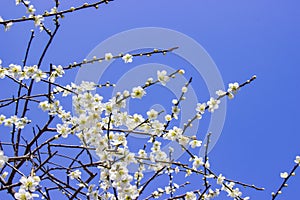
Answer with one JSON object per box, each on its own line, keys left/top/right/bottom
{"left": 0, "top": 0, "right": 300, "bottom": 199}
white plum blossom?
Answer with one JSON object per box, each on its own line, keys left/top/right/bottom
{"left": 228, "top": 188, "right": 242, "bottom": 198}
{"left": 176, "top": 135, "right": 188, "bottom": 146}
{"left": 105, "top": 53, "right": 113, "bottom": 61}
{"left": 3, "top": 116, "right": 14, "bottom": 125}
{"left": 9, "top": 64, "right": 22, "bottom": 78}
{"left": 205, "top": 160, "right": 210, "bottom": 168}
{"left": 1, "top": 171, "right": 8, "bottom": 179}
{"left": 280, "top": 172, "right": 288, "bottom": 179}
{"left": 164, "top": 126, "right": 182, "bottom": 141}
{"left": 38, "top": 100, "right": 62, "bottom": 115}
{"left": 157, "top": 70, "right": 170, "bottom": 86}
{"left": 14, "top": 188, "right": 38, "bottom": 200}
{"left": 39, "top": 101, "right": 50, "bottom": 111}
{"left": 190, "top": 156, "right": 204, "bottom": 169}
{"left": 122, "top": 53, "right": 133, "bottom": 63}
{"left": 0, "top": 150, "right": 8, "bottom": 168}
{"left": 147, "top": 109, "right": 158, "bottom": 120}
{"left": 5, "top": 22, "right": 13, "bottom": 31}
{"left": 221, "top": 182, "right": 245, "bottom": 199}
{"left": 27, "top": 5, "right": 36, "bottom": 14}
{"left": 49, "top": 65, "right": 64, "bottom": 82}
{"left": 178, "top": 69, "right": 185, "bottom": 74}
{"left": 68, "top": 170, "right": 81, "bottom": 180}
{"left": 217, "top": 174, "right": 225, "bottom": 185}
{"left": 0, "top": 114, "right": 6, "bottom": 125}
{"left": 88, "top": 188, "right": 100, "bottom": 200}
{"left": 164, "top": 114, "right": 172, "bottom": 121}
{"left": 196, "top": 103, "right": 206, "bottom": 114}
{"left": 145, "top": 77, "right": 153, "bottom": 86}
{"left": 50, "top": 7, "right": 58, "bottom": 14}
{"left": 54, "top": 65, "right": 64, "bottom": 76}
{"left": 112, "top": 132, "right": 127, "bottom": 146}
{"left": 23, "top": 65, "right": 37, "bottom": 78}
{"left": 189, "top": 139, "right": 202, "bottom": 148}
{"left": 207, "top": 97, "right": 220, "bottom": 113}
{"left": 138, "top": 149, "right": 147, "bottom": 158}
{"left": 15, "top": 117, "right": 31, "bottom": 129}
{"left": 225, "top": 82, "right": 240, "bottom": 99}
{"left": 228, "top": 82, "right": 239, "bottom": 94}
{"left": 216, "top": 89, "right": 227, "bottom": 97}
{"left": 227, "top": 92, "right": 234, "bottom": 99}
{"left": 152, "top": 188, "right": 164, "bottom": 198}
{"left": 294, "top": 156, "right": 300, "bottom": 165}
{"left": 185, "top": 191, "right": 196, "bottom": 200}
{"left": 150, "top": 120, "right": 164, "bottom": 135}
{"left": 32, "top": 69, "right": 47, "bottom": 82}
{"left": 172, "top": 106, "right": 180, "bottom": 119}
{"left": 150, "top": 141, "right": 162, "bottom": 153}
{"left": 185, "top": 169, "right": 192, "bottom": 177}
{"left": 202, "top": 189, "right": 221, "bottom": 199}
{"left": 20, "top": 175, "right": 40, "bottom": 192}
{"left": 0, "top": 67, "right": 7, "bottom": 79}
{"left": 33, "top": 15, "right": 44, "bottom": 27}
{"left": 182, "top": 86, "right": 188, "bottom": 93}
{"left": 79, "top": 81, "right": 96, "bottom": 91}
{"left": 16, "top": 0, "right": 30, "bottom": 5}
{"left": 122, "top": 90, "right": 130, "bottom": 97}
{"left": 172, "top": 99, "right": 178, "bottom": 105}
{"left": 134, "top": 171, "right": 144, "bottom": 181}
{"left": 56, "top": 124, "right": 70, "bottom": 138}
{"left": 0, "top": 60, "right": 7, "bottom": 78}
{"left": 131, "top": 86, "right": 146, "bottom": 99}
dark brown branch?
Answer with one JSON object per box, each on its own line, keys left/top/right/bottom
{"left": 0, "top": 0, "right": 114, "bottom": 25}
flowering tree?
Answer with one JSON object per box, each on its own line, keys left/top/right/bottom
{"left": 0, "top": 1, "right": 299, "bottom": 200}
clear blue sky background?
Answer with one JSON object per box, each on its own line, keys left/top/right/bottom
{"left": 0, "top": 1, "right": 300, "bottom": 199}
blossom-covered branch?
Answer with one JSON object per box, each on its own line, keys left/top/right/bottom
{"left": 0, "top": 1, "right": 275, "bottom": 200}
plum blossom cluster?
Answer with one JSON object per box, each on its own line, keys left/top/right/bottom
{"left": 0, "top": 17, "right": 259, "bottom": 200}
{"left": 40, "top": 70, "right": 197, "bottom": 199}
{"left": 14, "top": 175, "right": 40, "bottom": 200}
{"left": 0, "top": 60, "right": 65, "bottom": 83}
{"left": 271, "top": 155, "right": 300, "bottom": 199}
{"left": 1, "top": 0, "right": 52, "bottom": 31}
{"left": 35, "top": 66, "right": 258, "bottom": 199}
{"left": 0, "top": 17, "right": 13, "bottom": 31}
{"left": 0, "top": 52, "right": 138, "bottom": 84}
{"left": 1, "top": 1, "right": 114, "bottom": 32}
{"left": 0, "top": 1, "right": 270, "bottom": 199}
{"left": 0, "top": 114, "right": 31, "bottom": 130}
{"left": 15, "top": 1, "right": 44, "bottom": 30}
{"left": 221, "top": 182, "right": 248, "bottom": 199}
{"left": 194, "top": 81, "right": 242, "bottom": 116}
